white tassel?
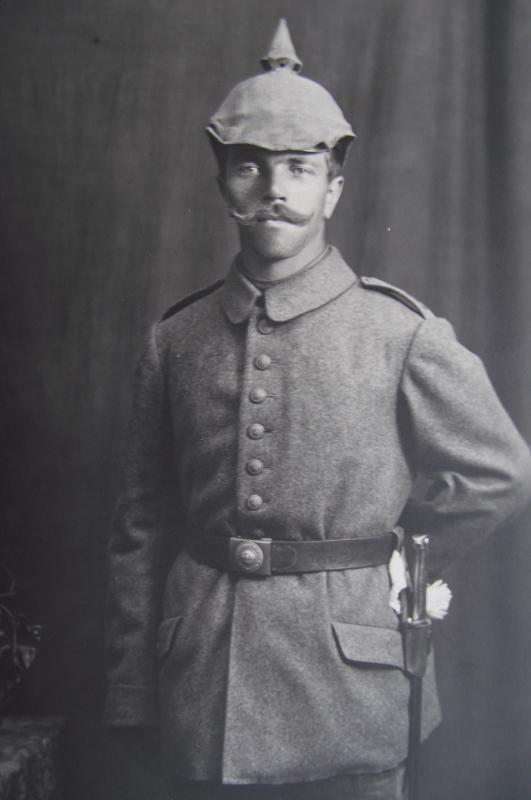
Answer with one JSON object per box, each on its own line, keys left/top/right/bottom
{"left": 426, "top": 579, "right": 453, "bottom": 620}
{"left": 389, "top": 549, "right": 452, "bottom": 620}
{"left": 388, "top": 549, "right": 408, "bottom": 614}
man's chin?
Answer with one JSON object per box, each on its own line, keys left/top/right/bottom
{"left": 243, "top": 228, "right": 306, "bottom": 261}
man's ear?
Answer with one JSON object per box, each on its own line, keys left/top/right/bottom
{"left": 324, "top": 176, "right": 344, "bottom": 220}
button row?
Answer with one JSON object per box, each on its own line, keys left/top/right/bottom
{"left": 246, "top": 345, "right": 274, "bottom": 520}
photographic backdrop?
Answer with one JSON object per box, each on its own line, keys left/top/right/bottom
{"left": 1, "top": 1, "right": 531, "bottom": 797}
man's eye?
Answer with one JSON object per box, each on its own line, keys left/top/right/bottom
{"left": 290, "top": 165, "right": 311, "bottom": 176}
{"left": 236, "top": 164, "right": 260, "bottom": 176}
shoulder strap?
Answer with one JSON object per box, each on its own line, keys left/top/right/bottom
{"left": 160, "top": 279, "right": 225, "bottom": 321}
{"left": 360, "top": 276, "right": 433, "bottom": 319}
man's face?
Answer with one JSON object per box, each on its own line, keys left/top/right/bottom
{"left": 219, "top": 146, "right": 344, "bottom": 263}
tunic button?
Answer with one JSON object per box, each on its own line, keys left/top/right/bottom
{"left": 246, "top": 458, "right": 264, "bottom": 475}
{"left": 246, "top": 494, "right": 263, "bottom": 511}
{"left": 249, "top": 387, "right": 267, "bottom": 403}
{"left": 247, "top": 423, "right": 265, "bottom": 439}
{"left": 254, "top": 354, "right": 272, "bottom": 370}
{"left": 257, "top": 316, "right": 274, "bottom": 335}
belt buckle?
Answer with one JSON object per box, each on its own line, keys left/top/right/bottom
{"left": 228, "top": 537, "right": 272, "bottom": 576}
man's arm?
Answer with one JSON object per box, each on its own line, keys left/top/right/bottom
{"left": 399, "top": 316, "right": 531, "bottom": 576}
{"left": 104, "top": 324, "right": 173, "bottom": 727}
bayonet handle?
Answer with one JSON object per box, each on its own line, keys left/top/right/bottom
{"left": 411, "top": 535, "right": 429, "bottom": 622}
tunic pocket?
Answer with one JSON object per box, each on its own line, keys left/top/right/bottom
{"left": 157, "top": 615, "right": 182, "bottom": 662}
{"left": 332, "top": 621, "right": 404, "bottom": 669}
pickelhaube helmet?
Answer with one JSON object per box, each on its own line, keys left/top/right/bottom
{"left": 206, "top": 19, "right": 355, "bottom": 161}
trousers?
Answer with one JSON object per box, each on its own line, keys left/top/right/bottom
{"left": 173, "top": 765, "right": 406, "bottom": 800}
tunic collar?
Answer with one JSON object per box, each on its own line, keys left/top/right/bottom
{"left": 220, "top": 245, "right": 358, "bottom": 324}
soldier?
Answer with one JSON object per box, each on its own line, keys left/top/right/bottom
{"left": 104, "top": 20, "right": 531, "bottom": 800}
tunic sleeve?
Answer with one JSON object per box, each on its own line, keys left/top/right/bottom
{"left": 399, "top": 316, "right": 531, "bottom": 575}
{"left": 103, "top": 324, "right": 174, "bottom": 726}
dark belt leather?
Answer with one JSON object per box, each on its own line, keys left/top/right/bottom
{"left": 188, "top": 532, "right": 395, "bottom": 577}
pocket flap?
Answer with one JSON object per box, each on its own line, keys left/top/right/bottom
{"left": 157, "top": 616, "right": 182, "bottom": 661}
{"left": 332, "top": 621, "right": 404, "bottom": 668}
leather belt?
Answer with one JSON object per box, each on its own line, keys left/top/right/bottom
{"left": 188, "top": 532, "right": 395, "bottom": 577}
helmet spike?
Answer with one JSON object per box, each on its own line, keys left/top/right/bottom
{"left": 261, "top": 18, "right": 302, "bottom": 73}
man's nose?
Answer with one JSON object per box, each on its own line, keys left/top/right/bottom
{"left": 262, "top": 167, "right": 287, "bottom": 201}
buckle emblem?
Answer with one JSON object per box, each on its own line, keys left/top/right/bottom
{"left": 234, "top": 541, "right": 264, "bottom": 573}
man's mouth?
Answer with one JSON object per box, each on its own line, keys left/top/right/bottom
{"left": 255, "top": 211, "right": 288, "bottom": 223}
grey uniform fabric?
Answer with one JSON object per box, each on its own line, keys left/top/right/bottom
{"left": 104, "top": 246, "right": 531, "bottom": 786}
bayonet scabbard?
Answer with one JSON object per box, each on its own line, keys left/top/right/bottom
{"left": 404, "top": 535, "right": 432, "bottom": 800}
{"left": 403, "top": 534, "right": 432, "bottom": 677}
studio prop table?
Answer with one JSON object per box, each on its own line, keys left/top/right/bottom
{"left": 0, "top": 718, "right": 65, "bottom": 800}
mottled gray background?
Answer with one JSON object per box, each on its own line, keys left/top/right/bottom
{"left": 1, "top": 1, "right": 530, "bottom": 798}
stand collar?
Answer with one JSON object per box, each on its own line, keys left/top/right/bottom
{"left": 220, "top": 246, "right": 358, "bottom": 324}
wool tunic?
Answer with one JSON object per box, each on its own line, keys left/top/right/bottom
{"left": 104, "top": 246, "right": 531, "bottom": 785}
